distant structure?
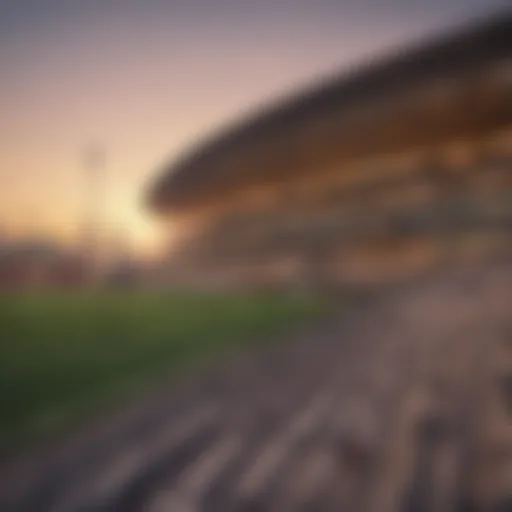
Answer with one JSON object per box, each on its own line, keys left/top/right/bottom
{"left": 0, "top": 238, "right": 88, "bottom": 290}
{"left": 81, "top": 144, "right": 106, "bottom": 280}
{"left": 148, "top": 16, "right": 512, "bottom": 291}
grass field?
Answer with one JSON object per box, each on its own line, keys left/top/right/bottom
{"left": 0, "top": 291, "right": 327, "bottom": 455}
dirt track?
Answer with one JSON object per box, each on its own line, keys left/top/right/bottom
{"left": 1, "top": 263, "right": 511, "bottom": 511}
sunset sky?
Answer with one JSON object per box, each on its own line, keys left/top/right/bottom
{"left": 0, "top": 0, "right": 506, "bottom": 258}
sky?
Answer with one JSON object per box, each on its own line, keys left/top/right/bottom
{"left": 0, "top": 0, "right": 507, "bottom": 258}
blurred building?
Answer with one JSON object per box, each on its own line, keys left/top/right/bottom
{"left": 147, "top": 16, "right": 512, "bottom": 291}
{"left": 0, "top": 238, "right": 89, "bottom": 290}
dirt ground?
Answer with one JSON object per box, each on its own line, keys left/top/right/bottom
{"left": 0, "top": 262, "right": 511, "bottom": 511}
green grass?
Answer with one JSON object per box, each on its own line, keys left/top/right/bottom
{"left": 0, "top": 291, "right": 328, "bottom": 454}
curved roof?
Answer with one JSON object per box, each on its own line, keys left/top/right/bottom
{"left": 148, "top": 15, "right": 512, "bottom": 214}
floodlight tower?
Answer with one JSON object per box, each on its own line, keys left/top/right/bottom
{"left": 82, "top": 143, "right": 106, "bottom": 278}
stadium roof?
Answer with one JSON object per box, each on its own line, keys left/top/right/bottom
{"left": 148, "top": 14, "right": 512, "bottom": 214}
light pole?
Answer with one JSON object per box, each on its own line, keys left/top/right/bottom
{"left": 82, "top": 144, "right": 105, "bottom": 281}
